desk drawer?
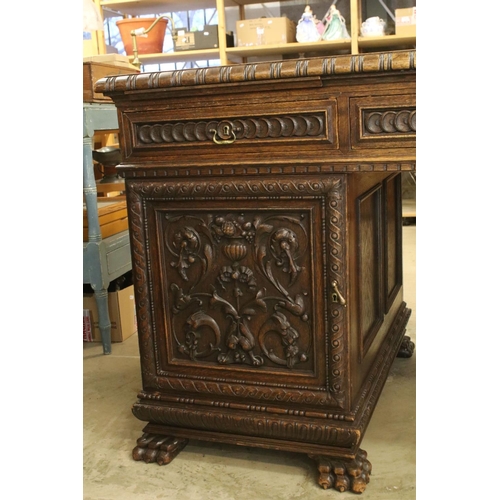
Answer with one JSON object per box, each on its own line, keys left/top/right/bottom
{"left": 122, "top": 99, "right": 339, "bottom": 159}
{"left": 349, "top": 94, "right": 416, "bottom": 150}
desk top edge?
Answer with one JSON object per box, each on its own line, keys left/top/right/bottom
{"left": 95, "top": 50, "right": 416, "bottom": 96}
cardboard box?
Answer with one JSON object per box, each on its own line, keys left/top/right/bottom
{"left": 174, "top": 25, "right": 235, "bottom": 51}
{"left": 83, "top": 309, "right": 93, "bottom": 342}
{"left": 395, "top": 7, "right": 416, "bottom": 37}
{"left": 236, "top": 17, "right": 296, "bottom": 47}
{"left": 83, "top": 273, "right": 137, "bottom": 343}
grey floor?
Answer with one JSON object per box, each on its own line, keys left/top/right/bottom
{"left": 83, "top": 225, "right": 416, "bottom": 500}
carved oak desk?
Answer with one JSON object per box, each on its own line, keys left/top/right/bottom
{"left": 96, "top": 49, "right": 416, "bottom": 494}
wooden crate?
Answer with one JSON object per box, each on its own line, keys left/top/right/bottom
{"left": 83, "top": 200, "right": 129, "bottom": 241}
{"left": 95, "top": 181, "right": 126, "bottom": 199}
{"left": 83, "top": 57, "right": 139, "bottom": 103}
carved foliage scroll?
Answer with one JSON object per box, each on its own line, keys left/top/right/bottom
{"left": 164, "top": 210, "right": 313, "bottom": 371}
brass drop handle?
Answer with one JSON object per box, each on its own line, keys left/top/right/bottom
{"left": 331, "top": 280, "right": 347, "bottom": 307}
{"left": 209, "top": 124, "right": 236, "bottom": 145}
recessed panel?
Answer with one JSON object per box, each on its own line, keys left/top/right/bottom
{"left": 151, "top": 200, "right": 325, "bottom": 388}
{"left": 384, "top": 175, "right": 403, "bottom": 311}
{"left": 357, "top": 184, "right": 384, "bottom": 359}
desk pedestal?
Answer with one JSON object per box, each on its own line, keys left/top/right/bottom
{"left": 97, "top": 50, "right": 416, "bottom": 492}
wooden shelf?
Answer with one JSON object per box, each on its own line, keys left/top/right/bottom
{"left": 123, "top": 35, "right": 415, "bottom": 68}
{"left": 100, "top": 0, "right": 242, "bottom": 16}
{"left": 95, "top": 1, "right": 417, "bottom": 66}
{"left": 100, "top": 0, "right": 222, "bottom": 16}
{"left": 227, "top": 39, "right": 352, "bottom": 58}
{"left": 358, "top": 34, "right": 416, "bottom": 50}
{"left": 129, "top": 49, "right": 222, "bottom": 66}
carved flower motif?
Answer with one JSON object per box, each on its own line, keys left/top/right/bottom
{"left": 173, "top": 227, "right": 199, "bottom": 251}
{"left": 218, "top": 266, "right": 256, "bottom": 287}
{"left": 219, "top": 266, "right": 235, "bottom": 282}
{"left": 238, "top": 266, "right": 256, "bottom": 287}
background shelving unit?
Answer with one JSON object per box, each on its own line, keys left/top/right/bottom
{"left": 93, "top": 0, "right": 416, "bottom": 68}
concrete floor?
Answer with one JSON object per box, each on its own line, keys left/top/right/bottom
{"left": 83, "top": 225, "right": 416, "bottom": 500}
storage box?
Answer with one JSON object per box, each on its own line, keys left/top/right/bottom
{"left": 236, "top": 17, "right": 296, "bottom": 47}
{"left": 194, "top": 25, "right": 219, "bottom": 49}
{"left": 395, "top": 7, "right": 416, "bottom": 37}
{"left": 83, "top": 200, "right": 128, "bottom": 241}
{"left": 83, "top": 56, "right": 140, "bottom": 103}
{"left": 83, "top": 273, "right": 137, "bottom": 343}
{"left": 194, "top": 25, "right": 235, "bottom": 49}
{"left": 174, "top": 28, "right": 196, "bottom": 51}
{"left": 174, "top": 25, "right": 235, "bottom": 51}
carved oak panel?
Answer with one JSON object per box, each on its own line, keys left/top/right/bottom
{"left": 128, "top": 176, "right": 349, "bottom": 410}
{"left": 160, "top": 205, "right": 318, "bottom": 372}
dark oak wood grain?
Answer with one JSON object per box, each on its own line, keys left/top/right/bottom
{"left": 97, "top": 49, "right": 416, "bottom": 494}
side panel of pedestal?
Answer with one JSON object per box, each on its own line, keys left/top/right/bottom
{"left": 346, "top": 172, "right": 405, "bottom": 400}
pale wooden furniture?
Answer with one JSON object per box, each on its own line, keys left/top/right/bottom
{"left": 96, "top": 48, "right": 416, "bottom": 492}
{"left": 83, "top": 102, "right": 132, "bottom": 354}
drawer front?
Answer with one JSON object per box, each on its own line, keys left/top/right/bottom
{"left": 136, "top": 112, "right": 331, "bottom": 146}
{"left": 349, "top": 94, "right": 416, "bottom": 150}
{"left": 121, "top": 99, "right": 339, "bottom": 159}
